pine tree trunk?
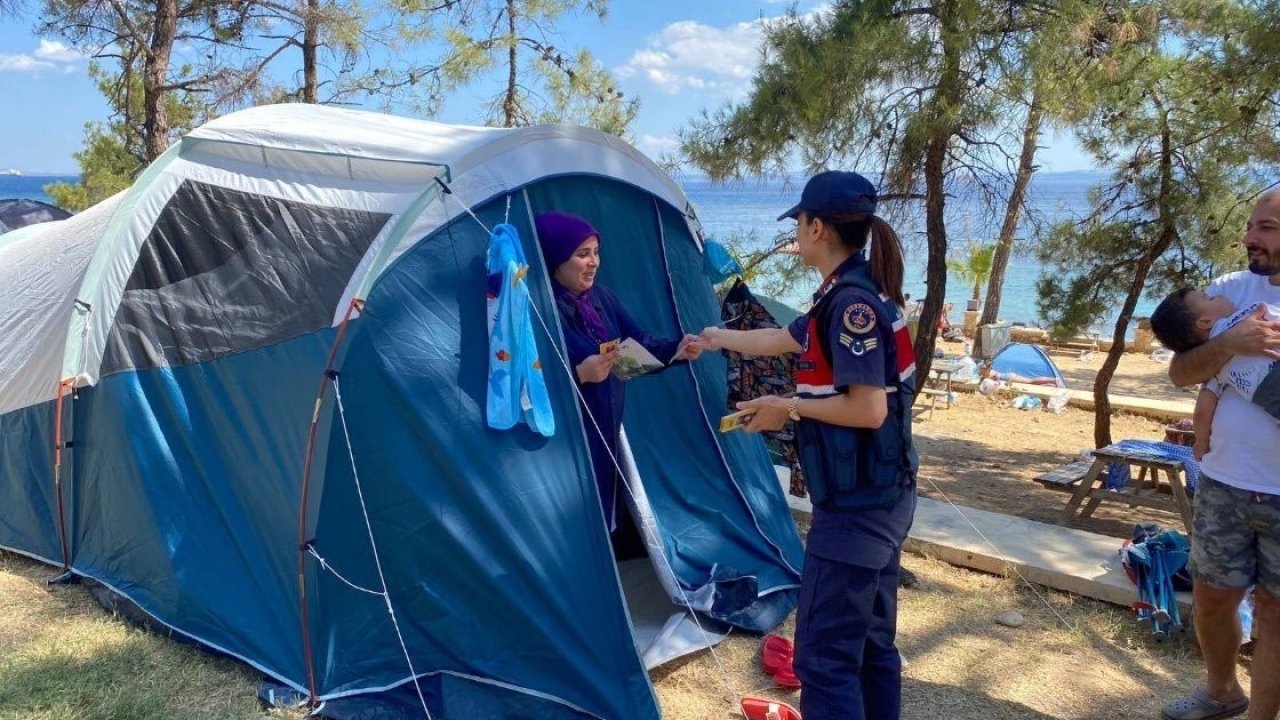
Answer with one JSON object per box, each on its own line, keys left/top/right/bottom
{"left": 143, "top": 0, "right": 177, "bottom": 161}
{"left": 502, "top": 0, "right": 518, "bottom": 127}
{"left": 302, "top": 0, "right": 319, "bottom": 103}
{"left": 981, "top": 98, "right": 1042, "bottom": 327}
{"left": 1094, "top": 114, "right": 1177, "bottom": 447}
{"left": 913, "top": 0, "right": 963, "bottom": 389}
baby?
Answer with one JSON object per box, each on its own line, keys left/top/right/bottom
{"left": 1149, "top": 286, "right": 1280, "bottom": 459}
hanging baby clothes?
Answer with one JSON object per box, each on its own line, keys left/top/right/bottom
{"left": 720, "top": 278, "right": 807, "bottom": 497}
{"left": 486, "top": 223, "right": 555, "bottom": 436}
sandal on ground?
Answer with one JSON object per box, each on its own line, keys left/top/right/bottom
{"left": 772, "top": 663, "right": 801, "bottom": 690}
{"left": 740, "top": 696, "right": 802, "bottom": 720}
{"left": 761, "top": 634, "right": 794, "bottom": 675}
{"left": 1161, "top": 689, "right": 1248, "bottom": 720}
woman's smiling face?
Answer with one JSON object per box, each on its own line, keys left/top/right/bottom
{"left": 554, "top": 236, "right": 601, "bottom": 293}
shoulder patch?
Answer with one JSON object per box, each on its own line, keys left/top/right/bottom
{"left": 843, "top": 303, "right": 877, "bottom": 335}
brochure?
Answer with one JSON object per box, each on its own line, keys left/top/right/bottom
{"left": 719, "top": 409, "right": 756, "bottom": 433}
{"left": 600, "top": 338, "right": 664, "bottom": 380}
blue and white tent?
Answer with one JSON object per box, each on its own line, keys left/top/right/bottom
{"left": 990, "top": 342, "right": 1067, "bottom": 388}
{"left": 0, "top": 104, "right": 803, "bottom": 719}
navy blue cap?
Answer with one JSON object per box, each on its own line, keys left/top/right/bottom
{"left": 777, "top": 171, "right": 879, "bottom": 221}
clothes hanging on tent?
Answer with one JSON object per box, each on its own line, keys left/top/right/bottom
{"left": 486, "top": 223, "right": 555, "bottom": 436}
{"left": 720, "top": 278, "right": 807, "bottom": 497}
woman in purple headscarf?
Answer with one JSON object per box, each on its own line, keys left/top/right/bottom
{"left": 535, "top": 211, "right": 702, "bottom": 555}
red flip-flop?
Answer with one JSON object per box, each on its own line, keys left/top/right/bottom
{"left": 772, "top": 663, "right": 801, "bottom": 689}
{"left": 761, "top": 634, "right": 794, "bottom": 675}
{"left": 741, "top": 696, "right": 802, "bottom": 720}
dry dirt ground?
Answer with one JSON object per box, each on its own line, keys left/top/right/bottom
{"left": 919, "top": 342, "right": 1194, "bottom": 536}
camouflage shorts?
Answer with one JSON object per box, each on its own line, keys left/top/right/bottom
{"left": 1190, "top": 474, "right": 1280, "bottom": 596}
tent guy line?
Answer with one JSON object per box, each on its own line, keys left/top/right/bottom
{"left": 332, "top": 376, "right": 436, "bottom": 720}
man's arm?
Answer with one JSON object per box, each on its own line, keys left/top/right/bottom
{"left": 1169, "top": 338, "right": 1237, "bottom": 387}
{"left": 1169, "top": 305, "right": 1280, "bottom": 386}
{"left": 699, "top": 326, "right": 802, "bottom": 357}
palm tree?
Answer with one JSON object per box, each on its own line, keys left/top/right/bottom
{"left": 947, "top": 242, "right": 996, "bottom": 311}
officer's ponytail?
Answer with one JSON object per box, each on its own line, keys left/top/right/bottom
{"left": 867, "top": 215, "right": 906, "bottom": 309}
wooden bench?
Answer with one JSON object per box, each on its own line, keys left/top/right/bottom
{"left": 913, "top": 388, "right": 948, "bottom": 421}
{"left": 1034, "top": 460, "right": 1094, "bottom": 492}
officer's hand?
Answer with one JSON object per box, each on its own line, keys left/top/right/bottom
{"left": 1220, "top": 305, "right": 1280, "bottom": 360}
{"left": 673, "top": 334, "right": 705, "bottom": 361}
{"left": 577, "top": 349, "right": 617, "bottom": 384}
{"left": 698, "top": 327, "right": 724, "bottom": 351}
{"left": 736, "top": 396, "right": 789, "bottom": 433}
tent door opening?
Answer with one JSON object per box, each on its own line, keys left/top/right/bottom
{"left": 615, "top": 427, "right": 726, "bottom": 669}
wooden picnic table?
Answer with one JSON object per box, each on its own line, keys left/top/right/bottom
{"left": 1061, "top": 443, "right": 1194, "bottom": 534}
{"left": 928, "top": 360, "right": 964, "bottom": 409}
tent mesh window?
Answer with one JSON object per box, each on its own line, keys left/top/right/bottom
{"left": 101, "top": 180, "right": 389, "bottom": 375}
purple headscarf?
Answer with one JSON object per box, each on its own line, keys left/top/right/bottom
{"left": 535, "top": 211, "right": 610, "bottom": 343}
{"left": 535, "top": 212, "right": 600, "bottom": 269}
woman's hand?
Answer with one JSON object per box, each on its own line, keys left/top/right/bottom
{"left": 577, "top": 349, "right": 617, "bottom": 384}
{"left": 673, "top": 334, "right": 705, "bottom": 361}
{"left": 736, "top": 396, "right": 790, "bottom": 433}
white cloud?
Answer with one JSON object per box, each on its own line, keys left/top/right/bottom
{"left": 0, "top": 55, "right": 54, "bottom": 72}
{"left": 635, "top": 134, "right": 680, "bottom": 158}
{"left": 616, "top": 20, "right": 766, "bottom": 97}
{"left": 34, "top": 39, "right": 83, "bottom": 63}
{"left": 1, "top": 39, "right": 84, "bottom": 73}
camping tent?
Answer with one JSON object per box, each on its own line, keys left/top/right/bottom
{"left": 0, "top": 197, "right": 72, "bottom": 234}
{"left": 990, "top": 342, "right": 1067, "bottom": 387}
{"left": 0, "top": 104, "right": 803, "bottom": 720}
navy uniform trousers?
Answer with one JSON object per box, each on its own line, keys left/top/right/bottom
{"left": 794, "top": 494, "right": 914, "bottom": 720}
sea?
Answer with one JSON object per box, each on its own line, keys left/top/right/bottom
{"left": 2, "top": 170, "right": 1157, "bottom": 329}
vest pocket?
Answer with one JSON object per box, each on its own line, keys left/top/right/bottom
{"left": 796, "top": 417, "right": 908, "bottom": 509}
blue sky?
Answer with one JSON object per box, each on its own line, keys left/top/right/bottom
{"left": 0, "top": 0, "right": 1092, "bottom": 175}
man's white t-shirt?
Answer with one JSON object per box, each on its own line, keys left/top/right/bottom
{"left": 1201, "top": 271, "right": 1280, "bottom": 494}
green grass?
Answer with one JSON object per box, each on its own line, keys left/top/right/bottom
{"left": 0, "top": 552, "right": 302, "bottom": 720}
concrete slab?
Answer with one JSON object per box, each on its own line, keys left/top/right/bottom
{"left": 951, "top": 379, "right": 1193, "bottom": 422}
{"left": 777, "top": 468, "right": 1190, "bottom": 613}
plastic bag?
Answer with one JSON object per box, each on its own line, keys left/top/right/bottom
{"left": 1241, "top": 589, "right": 1256, "bottom": 643}
{"left": 1047, "top": 389, "right": 1071, "bottom": 414}
{"left": 1150, "top": 348, "right": 1174, "bottom": 362}
{"left": 702, "top": 238, "right": 743, "bottom": 283}
{"left": 953, "top": 356, "right": 980, "bottom": 383}
{"left": 978, "top": 378, "right": 1000, "bottom": 396}
{"left": 1012, "top": 394, "right": 1041, "bottom": 410}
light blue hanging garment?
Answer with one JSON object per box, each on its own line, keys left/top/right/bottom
{"left": 486, "top": 223, "right": 555, "bottom": 436}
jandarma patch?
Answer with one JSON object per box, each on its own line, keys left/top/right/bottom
{"left": 843, "top": 303, "right": 876, "bottom": 334}
{"left": 839, "top": 334, "right": 878, "bottom": 356}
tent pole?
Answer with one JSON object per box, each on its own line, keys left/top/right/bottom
{"left": 296, "top": 297, "right": 365, "bottom": 705}
{"left": 50, "top": 378, "right": 75, "bottom": 576}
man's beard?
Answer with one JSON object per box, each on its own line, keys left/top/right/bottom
{"left": 1248, "top": 253, "right": 1280, "bottom": 275}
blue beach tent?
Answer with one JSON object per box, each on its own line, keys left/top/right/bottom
{"left": 0, "top": 105, "right": 803, "bottom": 719}
{"left": 990, "top": 342, "right": 1067, "bottom": 387}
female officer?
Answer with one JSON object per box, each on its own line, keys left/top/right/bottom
{"left": 698, "top": 171, "right": 917, "bottom": 720}
{"left": 535, "top": 212, "right": 703, "bottom": 556}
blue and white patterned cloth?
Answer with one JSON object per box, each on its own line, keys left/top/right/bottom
{"left": 1103, "top": 439, "right": 1199, "bottom": 494}
{"left": 485, "top": 223, "right": 555, "bottom": 437}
